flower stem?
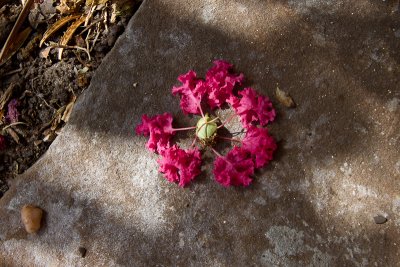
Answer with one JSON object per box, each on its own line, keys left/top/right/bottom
{"left": 217, "top": 113, "right": 237, "bottom": 129}
{"left": 217, "top": 136, "right": 242, "bottom": 143}
{"left": 210, "top": 147, "right": 223, "bottom": 157}
{"left": 172, "top": 126, "right": 197, "bottom": 132}
{"left": 190, "top": 136, "right": 198, "bottom": 148}
{"left": 198, "top": 104, "right": 205, "bottom": 118}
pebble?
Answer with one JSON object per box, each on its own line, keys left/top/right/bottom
{"left": 21, "top": 205, "right": 43, "bottom": 233}
{"left": 373, "top": 215, "right": 388, "bottom": 224}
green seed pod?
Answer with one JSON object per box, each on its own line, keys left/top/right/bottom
{"left": 196, "top": 114, "right": 218, "bottom": 141}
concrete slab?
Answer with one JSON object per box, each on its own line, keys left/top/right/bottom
{"left": 1, "top": 0, "right": 400, "bottom": 266}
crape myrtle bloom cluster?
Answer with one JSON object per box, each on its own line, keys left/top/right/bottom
{"left": 135, "top": 60, "right": 277, "bottom": 187}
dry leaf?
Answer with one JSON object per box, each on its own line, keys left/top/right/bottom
{"left": 39, "top": 46, "right": 52, "bottom": 58}
{"left": 77, "top": 72, "right": 89, "bottom": 87}
{"left": 43, "top": 131, "right": 56, "bottom": 142}
{"left": 85, "top": 0, "right": 108, "bottom": 6}
{"left": 12, "top": 126, "right": 27, "bottom": 139}
{"left": 58, "top": 16, "right": 86, "bottom": 60}
{"left": 0, "top": 83, "right": 15, "bottom": 111}
{"left": 57, "top": 0, "right": 84, "bottom": 14}
{"left": 0, "top": 0, "right": 34, "bottom": 65}
{"left": 0, "top": 109, "right": 5, "bottom": 124}
{"left": 61, "top": 96, "right": 76, "bottom": 122}
{"left": 5, "top": 127, "right": 19, "bottom": 144}
{"left": 0, "top": 27, "right": 32, "bottom": 66}
{"left": 275, "top": 87, "right": 296, "bottom": 108}
{"left": 18, "top": 32, "right": 41, "bottom": 60}
{"left": 33, "top": 140, "right": 42, "bottom": 146}
{"left": 39, "top": 14, "right": 81, "bottom": 47}
{"left": 51, "top": 106, "right": 66, "bottom": 131}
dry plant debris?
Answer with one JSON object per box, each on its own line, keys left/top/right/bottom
{"left": 275, "top": 86, "right": 296, "bottom": 108}
{"left": 0, "top": 0, "right": 141, "bottom": 197}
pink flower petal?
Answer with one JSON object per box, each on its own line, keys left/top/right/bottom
{"left": 135, "top": 113, "right": 175, "bottom": 153}
{"left": 205, "top": 60, "right": 244, "bottom": 109}
{"left": 6, "top": 99, "right": 19, "bottom": 123}
{"left": 172, "top": 70, "right": 207, "bottom": 115}
{"left": 228, "top": 88, "right": 276, "bottom": 128}
{"left": 242, "top": 126, "right": 277, "bottom": 168}
{"left": 158, "top": 145, "right": 202, "bottom": 187}
{"left": 213, "top": 146, "right": 254, "bottom": 187}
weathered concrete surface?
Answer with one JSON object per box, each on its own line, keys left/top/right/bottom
{"left": 1, "top": 0, "right": 400, "bottom": 266}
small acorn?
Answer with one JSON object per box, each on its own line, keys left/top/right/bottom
{"left": 21, "top": 205, "right": 43, "bottom": 233}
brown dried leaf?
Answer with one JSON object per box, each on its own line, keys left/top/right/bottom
{"left": 39, "top": 14, "right": 81, "bottom": 47}
{"left": 85, "top": 0, "right": 108, "bottom": 6}
{"left": 57, "top": 0, "right": 84, "bottom": 14}
{"left": 12, "top": 126, "right": 27, "bottom": 139}
{"left": 33, "top": 140, "right": 42, "bottom": 146}
{"left": 77, "top": 72, "right": 89, "bottom": 87}
{"left": 275, "top": 87, "right": 296, "bottom": 108}
{"left": 0, "top": 109, "right": 5, "bottom": 124}
{"left": 6, "top": 128, "right": 19, "bottom": 144}
{"left": 61, "top": 96, "right": 76, "bottom": 122}
{"left": 43, "top": 132, "right": 56, "bottom": 142}
{"left": 18, "top": 32, "right": 42, "bottom": 60}
{"left": 51, "top": 106, "right": 66, "bottom": 131}
{"left": 39, "top": 46, "right": 52, "bottom": 58}
{"left": 0, "top": 83, "right": 15, "bottom": 111}
{"left": 0, "top": 27, "right": 32, "bottom": 66}
{"left": 0, "top": 0, "right": 34, "bottom": 65}
{"left": 58, "top": 16, "right": 86, "bottom": 60}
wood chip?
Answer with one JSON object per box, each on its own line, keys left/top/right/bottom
{"left": 275, "top": 87, "right": 296, "bottom": 108}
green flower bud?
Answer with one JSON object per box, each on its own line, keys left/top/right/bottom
{"left": 196, "top": 114, "right": 218, "bottom": 141}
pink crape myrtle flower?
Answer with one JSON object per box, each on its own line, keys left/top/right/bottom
{"left": 242, "top": 126, "right": 277, "bottom": 168}
{"left": 205, "top": 60, "right": 244, "bottom": 109}
{"left": 213, "top": 146, "right": 254, "bottom": 187}
{"left": 228, "top": 88, "right": 276, "bottom": 128}
{"left": 172, "top": 71, "right": 207, "bottom": 115}
{"left": 158, "top": 145, "right": 202, "bottom": 187}
{"left": 135, "top": 113, "right": 175, "bottom": 153}
{"left": 136, "top": 60, "right": 277, "bottom": 187}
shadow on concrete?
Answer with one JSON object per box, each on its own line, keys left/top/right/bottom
{"left": 1, "top": 0, "right": 399, "bottom": 265}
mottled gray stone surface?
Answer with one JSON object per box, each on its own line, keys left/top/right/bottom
{"left": 1, "top": 0, "right": 400, "bottom": 266}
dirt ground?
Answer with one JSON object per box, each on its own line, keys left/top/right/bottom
{"left": 0, "top": 0, "right": 140, "bottom": 197}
